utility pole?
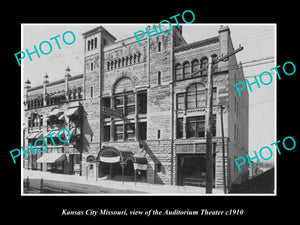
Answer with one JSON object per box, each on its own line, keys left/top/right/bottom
{"left": 220, "top": 105, "right": 226, "bottom": 193}
{"left": 205, "top": 56, "right": 214, "bottom": 194}
{"left": 205, "top": 45, "right": 243, "bottom": 194}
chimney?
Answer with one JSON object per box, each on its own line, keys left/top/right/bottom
{"left": 218, "top": 25, "right": 231, "bottom": 71}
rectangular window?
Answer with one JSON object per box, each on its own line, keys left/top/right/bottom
{"left": 125, "top": 123, "right": 135, "bottom": 140}
{"left": 176, "top": 118, "right": 183, "bottom": 139}
{"left": 234, "top": 123, "right": 236, "bottom": 141}
{"left": 102, "top": 97, "right": 111, "bottom": 108}
{"left": 137, "top": 92, "right": 147, "bottom": 114}
{"left": 114, "top": 96, "right": 123, "bottom": 113}
{"left": 114, "top": 124, "right": 124, "bottom": 141}
{"left": 104, "top": 125, "right": 110, "bottom": 141}
{"left": 158, "top": 71, "right": 161, "bottom": 85}
{"left": 237, "top": 101, "right": 239, "bottom": 118}
{"left": 187, "top": 89, "right": 197, "bottom": 109}
{"left": 125, "top": 94, "right": 135, "bottom": 116}
{"left": 196, "top": 89, "right": 206, "bottom": 107}
{"left": 102, "top": 97, "right": 111, "bottom": 119}
{"left": 186, "top": 116, "right": 205, "bottom": 138}
{"left": 90, "top": 87, "right": 93, "bottom": 98}
{"left": 234, "top": 97, "right": 237, "bottom": 114}
{"left": 156, "top": 163, "right": 162, "bottom": 173}
{"left": 138, "top": 122, "right": 147, "bottom": 140}
{"left": 91, "top": 62, "right": 94, "bottom": 71}
{"left": 177, "top": 93, "right": 185, "bottom": 110}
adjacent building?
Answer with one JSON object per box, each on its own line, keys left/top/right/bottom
{"left": 23, "top": 25, "right": 249, "bottom": 191}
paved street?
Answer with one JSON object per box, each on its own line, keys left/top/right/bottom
{"left": 23, "top": 170, "right": 224, "bottom": 195}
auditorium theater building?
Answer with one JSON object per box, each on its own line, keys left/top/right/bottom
{"left": 23, "top": 25, "right": 249, "bottom": 191}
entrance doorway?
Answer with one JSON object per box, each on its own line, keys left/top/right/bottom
{"left": 99, "top": 160, "right": 135, "bottom": 182}
{"left": 177, "top": 154, "right": 215, "bottom": 187}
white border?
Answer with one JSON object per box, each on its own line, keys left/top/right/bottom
{"left": 20, "top": 23, "right": 277, "bottom": 197}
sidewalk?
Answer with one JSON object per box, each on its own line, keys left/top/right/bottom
{"left": 23, "top": 169, "right": 224, "bottom": 195}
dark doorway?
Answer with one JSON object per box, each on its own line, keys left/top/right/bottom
{"left": 177, "top": 154, "right": 215, "bottom": 187}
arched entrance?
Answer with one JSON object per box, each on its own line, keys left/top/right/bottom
{"left": 96, "top": 147, "right": 147, "bottom": 183}
{"left": 97, "top": 147, "right": 135, "bottom": 181}
{"left": 86, "top": 155, "right": 95, "bottom": 179}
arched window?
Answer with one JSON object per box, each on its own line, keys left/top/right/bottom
{"left": 191, "top": 59, "right": 199, "bottom": 74}
{"left": 91, "top": 39, "right": 94, "bottom": 50}
{"left": 114, "top": 60, "right": 117, "bottom": 69}
{"left": 113, "top": 77, "right": 135, "bottom": 117}
{"left": 111, "top": 61, "right": 114, "bottom": 70}
{"left": 77, "top": 87, "right": 82, "bottom": 99}
{"left": 133, "top": 54, "right": 137, "bottom": 63}
{"left": 137, "top": 53, "right": 141, "bottom": 62}
{"left": 40, "top": 96, "right": 44, "bottom": 107}
{"left": 46, "top": 96, "right": 49, "bottom": 106}
{"left": 118, "top": 59, "right": 121, "bottom": 67}
{"left": 36, "top": 98, "right": 40, "bottom": 108}
{"left": 34, "top": 99, "right": 38, "bottom": 108}
{"left": 73, "top": 89, "right": 77, "bottom": 100}
{"left": 158, "top": 42, "right": 161, "bottom": 52}
{"left": 200, "top": 57, "right": 208, "bottom": 76}
{"left": 94, "top": 38, "right": 97, "bottom": 48}
{"left": 183, "top": 61, "right": 191, "bottom": 79}
{"left": 129, "top": 55, "right": 133, "bottom": 65}
{"left": 158, "top": 71, "right": 161, "bottom": 85}
{"left": 122, "top": 57, "right": 125, "bottom": 67}
{"left": 175, "top": 63, "right": 182, "bottom": 80}
{"left": 87, "top": 40, "right": 90, "bottom": 51}
{"left": 186, "top": 83, "right": 206, "bottom": 109}
{"left": 107, "top": 62, "right": 110, "bottom": 70}
{"left": 126, "top": 57, "right": 129, "bottom": 66}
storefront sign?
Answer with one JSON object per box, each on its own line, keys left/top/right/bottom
{"left": 74, "top": 164, "right": 81, "bottom": 171}
{"left": 99, "top": 156, "right": 120, "bottom": 163}
{"left": 101, "top": 106, "right": 123, "bottom": 119}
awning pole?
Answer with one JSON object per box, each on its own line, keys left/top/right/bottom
{"left": 135, "top": 170, "right": 137, "bottom": 186}
{"left": 122, "top": 164, "right": 124, "bottom": 184}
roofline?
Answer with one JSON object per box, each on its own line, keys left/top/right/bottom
{"left": 174, "top": 36, "right": 220, "bottom": 53}
{"left": 28, "top": 74, "right": 83, "bottom": 92}
{"left": 81, "top": 26, "right": 117, "bottom": 41}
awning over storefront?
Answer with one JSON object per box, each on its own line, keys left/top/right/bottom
{"left": 128, "top": 155, "right": 148, "bottom": 170}
{"left": 43, "top": 130, "right": 59, "bottom": 137}
{"left": 100, "top": 156, "right": 121, "bottom": 163}
{"left": 64, "top": 107, "right": 79, "bottom": 116}
{"left": 97, "top": 147, "right": 132, "bottom": 163}
{"left": 96, "top": 147, "right": 147, "bottom": 169}
{"left": 36, "top": 153, "right": 66, "bottom": 163}
{"left": 47, "top": 108, "right": 62, "bottom": 117}
{"left": 26, "top": 131, "right": 43, "bottom": 139}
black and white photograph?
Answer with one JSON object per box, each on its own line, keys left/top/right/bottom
{"left": 3, "top": 5, "right": 298, "bottom": 223}
{"left": 21, "top": 24, "right": 276, "bottom": 195}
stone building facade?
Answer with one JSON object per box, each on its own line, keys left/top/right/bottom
{"left": 23, "top": 25, "right": 249, "bottom": 191}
